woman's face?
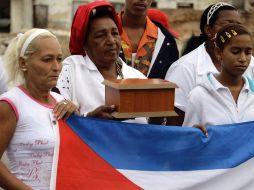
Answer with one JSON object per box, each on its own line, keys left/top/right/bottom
{"left": 22, "top": 37, "right": 63, "bottom": 90}
{"left": 217, "top": 34, "right": 252, "bottom": 77}
{"left": 125, "top": 0, "right": 153, "bottom": 16}
{"left": 207, "top": 10, "right": 241, "bottom": 40}
{"left": 84, "top": 16, "right": 121, "bottom": 68}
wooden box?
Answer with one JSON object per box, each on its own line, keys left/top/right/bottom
{"left": 103, "top": 78, "right": 178, "bottom": 118}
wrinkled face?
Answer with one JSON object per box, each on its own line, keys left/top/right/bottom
{"left": 208, "top": 10, "right": 241, "bottom": 39}
{"left": 216, "top": 34, "right": 252, "bottom": 77}
{"left": 84, "top": 16, "right": 121, "bottom": 68}
{"left": 22, "top": 37, "right": 63, "bottom": 90}
{"left": 125, "top": 0, "right": 153, "bottom": 16}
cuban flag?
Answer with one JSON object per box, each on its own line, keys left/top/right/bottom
{"left": 50, "top": 116, "right": 254, "bottom": 190}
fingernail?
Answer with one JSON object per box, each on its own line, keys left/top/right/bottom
{"left": 205, "top": 132, "right": 208, "bottom": 138}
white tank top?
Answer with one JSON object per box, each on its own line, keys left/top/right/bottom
{"left": 0, "top": 86, "right": 63, "bottom": 189}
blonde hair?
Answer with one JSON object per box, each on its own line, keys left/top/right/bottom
{"left": 3, "top": 28, "right": 57, "bottom": 88}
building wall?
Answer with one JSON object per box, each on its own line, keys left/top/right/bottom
{"left": 11, "top": 0, "right": 33, "bottom": 32}
{"left": 34, "top": 0, "right": 73, "bottom": 30}
{"left": 33, "top": 0, "right": 124, "bottom": 30}
{"left": 157, "top": 0, "right": 233, "bottom": 10}
{"left": 9, "top": 0, "right": 251, "bottom": 32}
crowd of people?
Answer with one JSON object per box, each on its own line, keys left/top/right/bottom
{"left": 0, "top": 0, "right": 253, "bottom": 189}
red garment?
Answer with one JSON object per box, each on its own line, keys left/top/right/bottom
{"left": 69, "top": 1, "right": 122, "bottom": 55}
{"left": 147, "top": 8, "right": 179, "bottom": 38}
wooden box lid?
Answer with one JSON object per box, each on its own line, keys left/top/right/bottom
{"left": 103, "top": 78, "right": 178, "bottom": 118}
{"left": 103, "top": 78, "right": 178, "bottom": 90}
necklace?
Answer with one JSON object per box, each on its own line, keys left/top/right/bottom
{"left": 116, "top": 58, "right": 124, "bottom": 79}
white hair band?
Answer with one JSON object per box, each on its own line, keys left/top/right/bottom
{"left": 20, "top": 29, "right": 49, "bottom": 57}
{"left": 207, "top": 2, "right": 235, "bottom": 25}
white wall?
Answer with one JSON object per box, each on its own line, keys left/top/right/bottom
{"left": 11, "top": 0, "right": 33, "bottom": 32}
{"left": 157, "top": 0, "right": 233, "bottom": 10}
{"left": 34, "top": 0, "right": 124, "bottom": 30}
{"left": 34, "top": 0, "right": 73, "bottom": 30}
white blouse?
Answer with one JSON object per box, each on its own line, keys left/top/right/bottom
{"left": 183, "top": 73, "right": 254, "bottom": 127}
{"left": 0, "top": 86, "right": 63, "bottom": 189}
{"left": 165, "top": 43, "right": 254, "bottom": 112}
{"left": 57, "top": 55, "right": 146, "bottom": 121}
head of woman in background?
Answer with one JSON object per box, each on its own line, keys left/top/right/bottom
{"left": 124, "top": 0, "right": 153, "bottom": 17}
{"left": 4, "top": 28, "right": 63, "bottom": 94}
{"left": 70, "top": 1, "right": 123, "bottom": 79}
{"left": 214, "top": 23, "right": 253, "bottom": 80}
{"left": 182, "top": 2, "right": 240, "bottom": 56}
{"left": 4, "top": 29, "right": 77, "bottom": 120}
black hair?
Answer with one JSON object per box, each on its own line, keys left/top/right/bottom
{"left": 182, "top": 3, "right": 237, "bottom": 55}
{"left": 215, "top": 23, "right": 251, "bottom": 50}
{"left": 89, "top": 6, "right": 115, "bottom": 21}
{"left": 181, "top": 35, "right": 205, "bottom": 56}
{"left": 200, "top": 4, "right": 237, "bottom": 39}
{"left": 84, "top": 7, "right": 117, "bottom": 44}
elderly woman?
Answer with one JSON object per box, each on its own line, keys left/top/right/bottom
{"left": 57, "top": 1, "right": 146, "bottom": 121}
{"left": 0, "top": 29, "right": 78, "bottom": 189}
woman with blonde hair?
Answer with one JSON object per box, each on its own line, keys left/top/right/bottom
{"left": 0, "top": 28, "right": 78, "bottom": 189}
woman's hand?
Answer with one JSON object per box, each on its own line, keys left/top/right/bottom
{"left": 193, "top": 124, "right": 208, "bottom": 137}
{"left": 87, "top": 105, "right": 116, "bottom": 119}
{"left": 53, "top": 100, "right": 79, "bottom": 121}
{"left": 148, "top": 117, "right": 167, "bottom": 125}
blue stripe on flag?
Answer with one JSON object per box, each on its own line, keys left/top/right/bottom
{"left": 66, "top": 116, "right": 254, "bottom": 171}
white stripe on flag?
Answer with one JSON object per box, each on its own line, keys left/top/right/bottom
{"left": 118, "top": 157, "right": 254, "bottom": 190}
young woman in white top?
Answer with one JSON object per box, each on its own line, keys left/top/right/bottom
{"left": 183, "top": 24, "right": 254, "bottom": 135}
{"left": 0, "top": 29, "right": 78, "bottom": 189}
{"left": 165, "top": 2, "right": 254, "bottom": 125}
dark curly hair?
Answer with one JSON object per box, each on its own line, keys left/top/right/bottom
{"left": 215, "top": 23, "right": 251, "bottom": 50}
{"left": 182, "top": 3, "right": 237, "bottom": 55}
